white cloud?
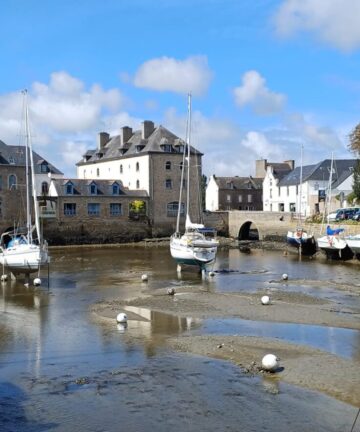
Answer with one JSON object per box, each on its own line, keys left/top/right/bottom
{"left": 233, "top": 70, "right": 286, "bottom": 115}
{"left": 133, "top": 56, "right": 213, "bottom": 96}
{"left": 273, "top": 0, "right": 360, "bottom": 52}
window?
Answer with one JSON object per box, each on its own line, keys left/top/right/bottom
{"left": 90, "top": 182, "right": 97, "bottom": 195}
{"left": 88, "top": 203, "right": 100, "bottom": 216}
{"left": 289, "top": 203, "right": 296, "bottom": 212}
{"left": 9, "top": 156, "right": 15, "bottom": 164}
{"left": 162, "top": 144, "right": 172, "bottom": 152}
{"left": 8, "top": 174, "right": 17, "bottom": 190}
{"left": 165, "top": 179, "right": 172, "bottom": 189}
{"left": 41, "top": 182, "right": 49, "bottom": 195}
{"left": 167, "top": 202, "right": 184, "bottom": 217}
{"left": 247, "top": 194, "right": 252, "bottom": 203}
{"left": 238, "top": 195, "right": 242, "bottom": 203}
{"left": 226, "top": 194, "right": 231, "bottom": 202}
{"left": 112, "top": 183, "right": 119, "bottom": 195}
{"left": 247, "top": 182, "right": 252, "bottom": 189}
{"left": 64, "top": 203, "right": 76, "bottom": 216}
{"left": 278, "top": 187, "right": 281, "bottom": 196}
{"left": 110, "top": 203, "right": 122, "bottom": 216}
{"left": 279, "top": 203, "right": 284, "bottom": 212}
{"left": 270, "top": 189, "right": 272, "bottom": 199}
{"left": 179, "top": 161, "right": 183, "bottom": 171}
{"left": 136, "top": 180, "right": 140, "bottom": 189}
{"left": 287, "top": 186, "right": 289, "bottom": 196}
{"left": 40, "top": 163, "right": 48, "bottom": 173}
{"left": 165, "top": 161, "right": 171, "bottom": 170}
{"left": 65, "top": 182, "right": 74, "bottom": 195}
{"left": 136, "top": 162, "right": 140, "bottom": 172}
{"left": 96, "top": 168, "right": 100, "bottom": 177}
{"left": 120, "top": 164, "right": 123, "bottom": 174}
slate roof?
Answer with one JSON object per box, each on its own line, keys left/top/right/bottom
{"left": 278, "top": 159, "right": 357, "bottom": 187}
{"left": 51, "top": 178, "right": 148, "bottom": 198}
{"left": 213, "top": 176, "right": 263, "bottom": 190}
{"left": 77, "top": 124, "right": 203, "bottom": 165}
{"left": 0, "top": 140, "right": 63, "bottom": 175}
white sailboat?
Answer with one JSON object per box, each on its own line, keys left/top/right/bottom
{"left": 286, "top": 145, "right": 316, "bottom": 255}
{"left": 316, "top": 155, "right": 353, "bottom": 260}
{"left": 344, "top": 234, "right": 360, "bottom": 258}
{"left": 170, "top": 95, "right": 218, "bottom": 271}
{"left": 0, "top": 90, "right": 49, "bottom": 278}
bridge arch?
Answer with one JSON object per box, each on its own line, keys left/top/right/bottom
{"left": 238, "top": 220, "right": 260, "bottom": 240}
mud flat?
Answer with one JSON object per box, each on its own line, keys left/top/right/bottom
{"left": 92, "top": 284, "right": 360, "bottom": 407}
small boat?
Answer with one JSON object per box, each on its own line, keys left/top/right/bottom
{"left": 287, "top": 228, "right": 317, "bottom": 255}
{"left": 0, "top": 90, "right": 49, "bottom": 278}
{"left": 317, "top": 226, "right": 353, "bottom": 260}
{"left": 316, "top": 155, "right": 353, "bottom": 260}
{"left": 170, "top": 95, "right": 218, "bottom": 272}
{"left": 344, "top": 234, "right": 360, "bottom": 258}
{"left": 286, "top": 145, "right": 316, "bottom": 256}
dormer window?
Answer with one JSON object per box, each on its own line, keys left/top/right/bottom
{"left": 90, "top": 182, "right": 97, "bottom": 195}
{"left": 112, "top": 182, "right": 119, "bottom": 195}
{"left": 162, "top": 144, "right": 172, "bottom": 153}
{"left": 65, "top": 181, "right": 74, "bottom": 195}
{"left": 119, "top": 149, "right": 127, "bottom": 155}
{"left": 247, "top": 182, "right": 252, "bottom": 189}
{"left": 136, "top": 145, "right": 144, "bottom": 153}
{"left": 226, "top": 182, "right": 234, "bottom": 190}
{"left": 9, "top": 156, "right": 15, "bottom": 165}
{"left": 40, "top": 162, "right": 49, "bottom": 173}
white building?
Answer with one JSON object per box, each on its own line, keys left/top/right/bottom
{"left": 263, "top": 159, "right": 357, "bottom": 216}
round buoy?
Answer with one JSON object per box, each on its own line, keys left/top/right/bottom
{"left": 282, "top": 273, "right": 288, "bottom": 280}
{"left": 261, "top": 295, "right": 270, "bottom": 305}
{"left": 116, "top": 313, "right": 128, "bottom": 324}
{"left": 34, "top": 278, "right": 42, "bottom": 286}
{"left": 208, "top": 271, "right": 215, "bottom": 277}
{"left": 141, "top": 274, "right": 148, "bottom": 282}
{"left": 262, "top": 354, "right": 279, "bottom": 371}
{"left": 0, "top": 274, "right": 8, "bottom": 282}
{"left": 167, "top": 287, "right": 175, "bottom": 296}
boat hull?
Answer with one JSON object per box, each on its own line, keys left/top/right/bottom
{"left": 345, "top": 235, "right": 360, "bottom": 256}
{"left": 170, "top": 236, "right": 217, "bottom": 269}
{"left": 287, "top": 231, "right": 317, "bottom": 255}
{"left": 317, "top": 235, "right": 354, "bottom": 260}
{"left": 0, "top": 244, "right": 48, "bottom": 275}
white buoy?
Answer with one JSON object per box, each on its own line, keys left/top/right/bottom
{"left": 34, "top": 277, "right": 42, "bottom": 286}
{"left": 1, "top": 274, "right": 8, "bottom": 282}
{"left": 282, "top": 273, "right": 288, "bottom": 280}
{"left": 261, "top": 295, "right": 270, "bottom": 305}
{"left": 262, "top": 354, "right": 279, "bottom": 371}
{"left": 141, "top": 274, "right": 148, "bottom": 282}
{"left": 208, "top": 271, "right": 215, "bottom": 277}
{"left": 167, "top": 287, "right": 175, "bottom": 296}
{"left": 116, "top": 313, "right": 128, "bottom": 323}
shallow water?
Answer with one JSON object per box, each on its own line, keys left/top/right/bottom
{"left": 0, "top": 246, "right": 359, "bottom": 431}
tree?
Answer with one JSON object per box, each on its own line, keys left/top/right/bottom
{"left": 349, "top": 124, "right": 360, "bottom": 202}
{"left": 349, "top": 124, "right": 360, "bottom": 155}
{"left": 353, "top": 160, "right": 360, "bottom": 202}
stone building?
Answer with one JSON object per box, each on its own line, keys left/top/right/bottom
{"left": 206, "top": 175, "right": 263, "bottom": 211}
{"left": 42, "top": 178, "right": 150, "bottom": 244}
{"left": 0, "top": 139, "right": 62, "bottom": 233}
{"left": 76, "top": 121, "right": 203, "bottom": 236}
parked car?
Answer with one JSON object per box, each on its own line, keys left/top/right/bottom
{"left": 335, "top": 208, "right": 357, "bottom": 221}
{"left": 352, "top": 210, "right": 360, "bottom": 221}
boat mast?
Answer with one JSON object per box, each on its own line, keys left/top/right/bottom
{"left": 186, "top": 93, "right": 191, "bottom": 224}
{"left": 23, "top": 90, "right": 32, "bottom": 243}
{"left": 320, "top": 153, "right": 334, "bottom": 234}
{"left": 24, "top": 90, "right": 41, "bottom": 245}
{"left": 299, "top": 144, "right": 303, "bottom": 223}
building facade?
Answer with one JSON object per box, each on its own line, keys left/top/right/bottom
{"left": 206, "top": 175, "right": 263, "bottom": 211}
{"left": 263, "top": 158, "right": 357, "bottom": 216}
{"left": 76, "top": 121, "right": 203, "bottom": 235}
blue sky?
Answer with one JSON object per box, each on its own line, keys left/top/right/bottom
{"left": 1, "top": 0, "right": 360, "bottom": 177}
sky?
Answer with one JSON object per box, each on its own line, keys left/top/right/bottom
{"left": 1, "top": 0, "right": 360, "bottom": 178}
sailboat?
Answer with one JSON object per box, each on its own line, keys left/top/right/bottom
{"left": 286, "top": 145, "right": 316, "bottom": 255}
{"left": 170, "top": 94, "right": 218, "bottom": 272}
{"left": 316, "top": 155, "right": 353, "bottom": 260}
{"left": 0, "top": 90, "right": 49, "bottom": 278}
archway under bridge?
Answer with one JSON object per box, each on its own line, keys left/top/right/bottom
{"left": 238, "top": 221, "right": 260, "bottom": 240}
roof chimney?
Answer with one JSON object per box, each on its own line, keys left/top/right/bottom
{"left": 284, "top": 160, "right": 295, "bottom": 170}
{"left": 141, "top": 121, "right": 155, "bottom": 139}
{"left": 255, "top": 159, "right": 267, "bottom": 178}
{"left": 120, "top": 126, "right": 133, "bottom": 146}
{"left": 97, "top": 132, "right": 110, "bottom": 151}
